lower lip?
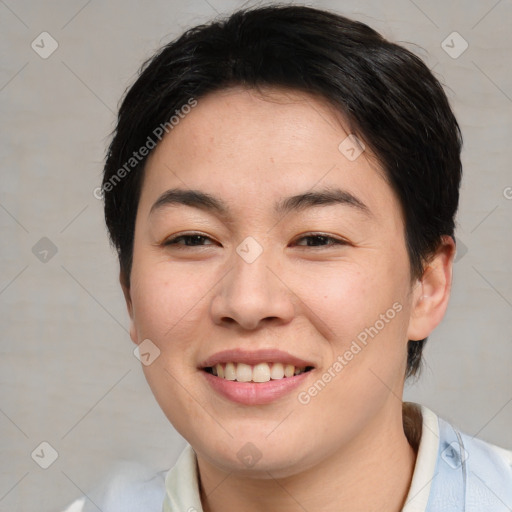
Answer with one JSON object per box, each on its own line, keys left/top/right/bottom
{"left": 201, "top": 370, "right": 313, "bottom": 405}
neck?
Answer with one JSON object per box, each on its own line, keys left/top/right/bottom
{"left": 197, "top": 400, "right": 418, "bottom": 512}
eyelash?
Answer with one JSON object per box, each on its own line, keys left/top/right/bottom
{"left": 163, "top": 232, "right": 348, "bottom": 249}
{"left": 294, "top": 234, "right": 348, "bottom": 248}
{"left": 164, "top": 233, "right": 217, "bottom": 248}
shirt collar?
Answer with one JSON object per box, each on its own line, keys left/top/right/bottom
{"left": 402, "top": 403, "right": 440, "bottom": 512}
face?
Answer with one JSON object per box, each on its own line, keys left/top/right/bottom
{"left": 125, "top": 87, "right": 424, "bottom": 478}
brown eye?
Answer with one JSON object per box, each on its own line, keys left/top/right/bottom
{"left": 294, "top": 234, "right": 347, "bottom": 247}
{"left": 164, "top": 233, "right": 217, "bottom": 247}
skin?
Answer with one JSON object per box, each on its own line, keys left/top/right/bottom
{"left": 122, "top": 87, "right": 455, "bottom": 512}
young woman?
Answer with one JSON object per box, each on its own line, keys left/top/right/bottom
{"left": 64, "top": 5, "right": 512, "bottom": 511}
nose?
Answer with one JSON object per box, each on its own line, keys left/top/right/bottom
{"left": 210, "top": 245, "right": 295, "bottom": 330}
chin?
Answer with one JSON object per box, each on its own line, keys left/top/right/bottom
{"left": 192, "top": 428, "right": 320, "bottom": 479}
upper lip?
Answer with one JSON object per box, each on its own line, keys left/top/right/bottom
{"left": 198, "top": 348, "right": 316, "bottom": 369}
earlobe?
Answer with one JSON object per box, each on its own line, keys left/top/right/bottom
{"left": 120, "top": 272, "right": 138, "bottom": 345}
{"left": 406, "top": 235, "right": 456, "bottom": 341}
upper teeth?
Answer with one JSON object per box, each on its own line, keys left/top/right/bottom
{"left": 210, "top": 362, "right": 308, "bottom": 382}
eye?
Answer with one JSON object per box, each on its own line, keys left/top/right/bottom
{"left": 163, "top": 232, "right": 218, "bottom": 247}
{"left": 293, "top": 233, "right": 348, "bottom": 248}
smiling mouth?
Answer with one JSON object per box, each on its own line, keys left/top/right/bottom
{"left": 203, "top": 362, "right": 315, "bottom": 383}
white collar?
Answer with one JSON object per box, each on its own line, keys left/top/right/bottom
{"left": 402, "top": 405, "right": 440, "bottom": 512}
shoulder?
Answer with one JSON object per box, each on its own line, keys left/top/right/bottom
{"left": 457, "top": 425, "right": 512, "bottom": 507}
{"left": 439, "top": 415, "right": 512, "bottom": 478}
{"left": 59, "top": 461, "right": 167, "bottom": 512}
{"left": 434, "top": 413, "right": 512, "bottom": 510}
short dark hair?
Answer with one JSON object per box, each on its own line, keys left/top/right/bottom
{"left": 102, "top": 4, "right": 462, "bottom": 378}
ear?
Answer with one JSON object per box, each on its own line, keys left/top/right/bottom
{"left": 120, "top": 271, "right": 138, "bottom": 345}
{"left": 407, "top": 235, "right": 456, "bottom": 341}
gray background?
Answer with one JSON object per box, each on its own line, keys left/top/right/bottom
{"left": 0, "top": 0, "right": 511, "bottom": 510}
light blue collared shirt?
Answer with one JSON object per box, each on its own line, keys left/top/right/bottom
{"left": 61, "top": 404, "right": 512, "bottom": 512}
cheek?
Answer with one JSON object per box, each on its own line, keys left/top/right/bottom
{"left": 294, "top": 267, "right": 410, "bottom": 426}
{"left": 129, "top": 260, "right": 218, "bottom": 434}
{"left": 129, "top": 259, "right": 216, "bottom": 356}
{"left": 289, "top": 258, "right": 412, "bottom": 399}
{"left": 291, "top": 260, "right": 404, "bottom": 340}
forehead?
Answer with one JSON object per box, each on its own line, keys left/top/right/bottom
{"left": 140, "top": 87, "right": 399, "bottom": 227}
{"left": 156, "top": 86, "right": 362, "bottom": 169}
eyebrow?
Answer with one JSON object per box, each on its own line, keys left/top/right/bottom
{"left": 274, "top": 187, "right": 371, "bottom": 217}
{"left": 149, "top": 187, "right": 372, "bottom": 219}
{"left": 149, "top": 189, "right": 229, "bottom": 218}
